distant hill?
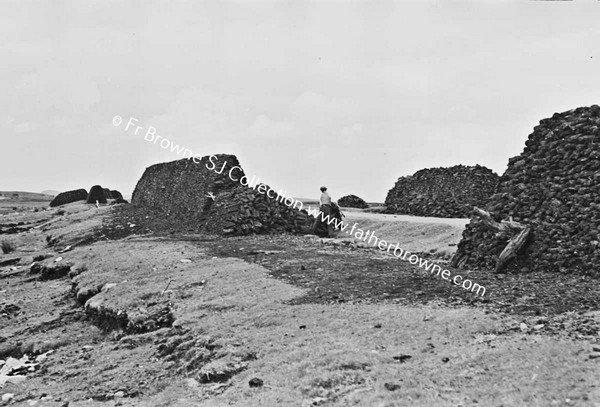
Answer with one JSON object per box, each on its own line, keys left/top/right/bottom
{"left": 0, "top": 191, "right": 54, "bottom": 201}
{"left": 41, "top": 190, "right": 60, "bottom": 196}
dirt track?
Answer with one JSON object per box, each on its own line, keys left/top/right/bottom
{"left": 341, "top": 208, "right": 468, "bottom": 255}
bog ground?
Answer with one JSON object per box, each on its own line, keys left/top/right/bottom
{"left": 1, "top": 199, "right": 600, "bottom": 407}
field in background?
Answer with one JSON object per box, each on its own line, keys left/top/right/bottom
{"left": 0, "top": 191, "right": 54, "bottom": 214}
{"left": 0, "top": 191, "right": 54, "bottom": 202}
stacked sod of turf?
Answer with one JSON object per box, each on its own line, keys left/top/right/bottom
{"left": 50, "top": 189, "right": 88, "bottom": 207}
{"left": 451, "top": 105, "right": 600, "bottom": 274}
{"left": 131, "top": 154, "right": 313, "bottom": 236}
{"left": 338, "top": 195, "right": 369, "bottom": 209}
{"left": 110, "top": 190, "right": 124, "bottom": 200}
{"left": 87, "top": 185, "right": 108, "bottom": 204}
{"left": 385, "top": 165, "right": 499, "bottom": 218}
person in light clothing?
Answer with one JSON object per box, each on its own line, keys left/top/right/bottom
{"left": 313, "top": 186, "right": 334, "bottom": 237}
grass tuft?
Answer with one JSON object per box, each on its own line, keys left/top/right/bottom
{"left": 1, "top": 240, "right": 16, "bottom": 254}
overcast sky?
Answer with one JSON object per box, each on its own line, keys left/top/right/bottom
{"left": 1, "top": 0, "right": 599, "bottom": 201}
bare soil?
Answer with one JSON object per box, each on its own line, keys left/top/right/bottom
{"left": 1, "top": 201, "right": 600, "bottom": 407}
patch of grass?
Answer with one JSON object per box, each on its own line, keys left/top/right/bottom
{"left": 1, "top": 240, "right": 16, "bottom": 254}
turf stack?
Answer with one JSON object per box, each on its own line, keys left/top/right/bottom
{"left": 87, "top": 185, "right": 108, "bottom": 204}
{"left": 49, "top": 189, "right": 88, "bottom": 207}
{"left": 338, "top": 195, "right": 369, "bottom": 209}
{"left": 131, "top": 154, "right": 313, "bottom": 236}
{"left": 385, "top": 165, "right": 499, "bottom": 218}
{"left": 110, "top": 190, "right": 124, "bottom": 200}
{"left": 451, "top": 105, "right": 600, "bottom": 274}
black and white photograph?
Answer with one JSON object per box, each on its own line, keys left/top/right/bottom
{"left": 1, "top": 1, "right": 600, "bottom": 406}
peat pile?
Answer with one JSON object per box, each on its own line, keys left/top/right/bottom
{"left": 385, "top": 165, "right": 499, "bottom": 218}
{"left": 451, "top": 105, "right": 600, "bottom": 274}
{"left": 338, "top": 195, "right": 369, "bottom": 209}
{"left": 84, "top": 186, "right": 123, "bottom": 204}
{"left": 111, "top": 190, "right": 124, "bottom": 200}
{"left": 87, "top": 186, "right": 108, "bottom": 204}
{"left": 50, "top": 189, "right": 88, "bottom": 207}
{"left": 131, "top": 154, "right": 313, "bottom": 236}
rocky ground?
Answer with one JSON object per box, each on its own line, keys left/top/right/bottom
{"left": 1, "top": 200, "right": 600, "bottom": 406}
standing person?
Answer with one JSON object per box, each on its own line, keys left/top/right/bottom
{"left": 314, "top": 186, "right": 335, "bottom": 237}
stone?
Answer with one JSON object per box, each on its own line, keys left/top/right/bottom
{"left": 248, "top": 377, "right": 263, "bottom": 387}
{"left": 384, "top": 383, "right": 401, "bottom": 391}
{"left": 0, "top": 258, "right": 20, "bottom": 267}
{"left": 0, "top": 343, "right": 20, "bottom": 359}
{"left": 393, "top": 355, "right": 412, "bottom": 363}
{"left": 101, "top": 283, "right": 117, "bottom": 292}
{"left": 68, "top": 264, "right": 87, "bottom": 278}
{"left": 30, "top": 263, "right": 44, "bottom": 274}
{"left": 32, "top": 263, "right": 72, "bottom": 280}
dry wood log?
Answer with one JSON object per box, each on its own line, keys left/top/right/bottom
{"left": 472, "top": 207, "right": 524, "bottom": 236}
{"left": 495, "top": 226, "right": 532, "bottom": 273}
{"left": 470, "top": 207, "right": 532, "bottom": 273}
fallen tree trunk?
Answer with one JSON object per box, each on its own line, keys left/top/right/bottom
{"left": 495, "top": 226, "right": 532, "bottom": 273}
{"left": 472, "top": 207, "right": 524, "bottom": 237}
{"left": 469, "top": 207, "right": 532, "bottom": 273}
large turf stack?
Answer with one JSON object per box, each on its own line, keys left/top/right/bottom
{"left": 49, "top": 189, "right": 88, "bottom": 207}
{"left": 385, "top": 165, "right": 499, "bottom": 218}
{"left": 87, "top": 185, "right": 108, "bottom": 204}
{"left": 131, "top": 154, "right": 313, "bottom": 236}
{"left": 110, "top": 190, "right": 124, "bottom": 200}
{"left": 451, "top": 105, "right": 600, "bottom": 274}
{"left": 338, "top": 194, "right": 369, "bottom": 209}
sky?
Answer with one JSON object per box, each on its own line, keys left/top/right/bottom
{"left": 1, "top": 0, "right": 599, "bottom": 202}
